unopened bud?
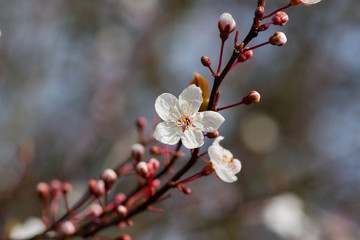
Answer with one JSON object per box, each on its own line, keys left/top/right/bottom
{"left": 117, "top": 205, "right": 128, "bottom": 217}
{"left": 116, "top": 234, "right": 132, "bottom": 240}
{"left": 269, "top": 32, "right": 287, "bottom": 46}
{"left": 255, "top": 6, "right": 265, "bottom": 18}
{"left": 218, "top": 13, "right": 236, "bottom": 40}
{"left": 147, "top": 158, "right": 160, "bottom": 173}
{"left": 136, "top": 117, "right": 147, "bottom": 131}
{"left": 201, "top": 56, "right": 211, "bottom": 67}
{"left": 207, "top": 130, "right": 219, "bottom": 139}
{"left": 88, "top": 179, "right": 99, "bottom": 197}
{"left": 62, "top": 182, "right": 72, "bottom": 194}
{"left": 131, "top": 143, "right": 145, "bottom": 160}
{"left": 272, "top": 12, "right": 289, "bottom": 26}
{"left": 97, "top": 180, "right": 105, "bottom": 195}
{"left": 182, "top": 185, "right": 192, "bottom": 195}
{"left": 86, "top": 203, "right": 103, "bottom": 217}
{"left": 58, "top": 221, "right": 76, "bottom": 236}
{"left": 36, "top": 182, "right": 50, "bottom": 200}
{"left": 258, "top": 22, "right": 271, "bottom": 32}
{"left": 114, "top": 193, "right": 126, "bottom": 205}
{"left": 238, "top": 49, "right": 254, "bottom": 63}
{"left": 152, "top": 179, "right": 161, "bottom": 189}
{"left": 101, "top": 169, "right": 117, "bottom": 190}
{"left": 242, "top": 91, "right": 261, "bottom": 105}
{"left": 50, "top": 180, "right": 62, "bottom": 199}
{"left": 136, "top": 161, "right": 148, "bottom": 176}
{"left": 149, "top": 146, "right": 162, "bottom": 155}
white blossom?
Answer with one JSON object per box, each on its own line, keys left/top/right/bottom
{"left": 208, "top": 136, "right": 241, "bottom": 183}
{"left": 153, "top": 84, "right": 225, "bottom": 149}
{"left": 291, "top": 0, "right": 322, "bottom": 5}
{"left": 301, "top": 0, "right": 322, "bottom": 5}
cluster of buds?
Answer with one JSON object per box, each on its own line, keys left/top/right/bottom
{"left": 29, "top": 1, "right": 322, "bottom": 238}
{"left": 136, "top": 158, "right": 160, "bottom": 178}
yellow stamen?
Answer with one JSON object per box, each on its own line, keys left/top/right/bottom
{"left": 171, "top": 111, "right": 174, "bottom": 113}
{"left": 190, "top": 100, "right": 193, "bottom": 103}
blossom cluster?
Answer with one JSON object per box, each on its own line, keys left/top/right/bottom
{"left": 8, "top": 0, "right": 322, "bottom": 239}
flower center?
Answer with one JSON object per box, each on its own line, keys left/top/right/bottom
{"left": 177, "top": 115, "right": 194, "bottom": 130}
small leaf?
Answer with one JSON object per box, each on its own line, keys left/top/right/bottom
{"left": 188, "top": 73, "right": 209, "bottom": 111}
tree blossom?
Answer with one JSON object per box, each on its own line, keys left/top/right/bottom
{"left": 208, "top": 136, "right": 241, "bottom": 183}
{"left": 153, "top": 84, "right": 225, "bottom": 149}
{"left": 290, "top": 0, "right": 322, "bottom": 6}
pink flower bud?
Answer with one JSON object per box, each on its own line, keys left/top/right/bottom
{"left": 207, "top": 130, "right": 220, "bottom": 139}
{"left": 37, "top": 182, "right": 50, "bottom": 200}
{"left": 201, "top": 56, "right": 211, "bottom": 67}
{"left": 242, "top": 91, "right": 261, "bottom": 105}
{"left": 136, "top": 117, "right": 147, "bottom": 131}
{"left": 182, "top": 185, "right": 192, "bottom": 195}
{"left": 86, "top": 203, "right": 103, "bottom": 217}
{"left": 50, "top": 180, "right": 62, "bottom": 199}
{"left": 88, "top": 179, "right": 99, "bottom": 197}
{"left": 147, "top": 158, "right": 160, "bottom": 174}
{"left": 97, "top": 180, "right": 105, "bottom": 195}
{"left": 101, "top": 169, "right": 117, "bottom": 190}
{"left": 114, "top": 193, "right": 126, "bottom": 205}
{"left": 272, "top": 12, "right": 289, "bottom": 26}
{"left": 136, "top": 161, "right": 148, "bottom": 176}
{"left": 254, "top": 6, "right": 265, "bottom": 18}
{"left": 238, "top": 49, "right": 254, "bottom": 63}
{"left": 269, "top": 32, "right": 287, "bottom": 46}
{"left": 218, "top": 13, "right": 236, "bottom": 40}
{"left": 117, "top": 205, "right": 128, "bottom": 217}
{"left": 131, "top": 143, "right": 145, "bottom": 160}
{"left": 152, "top": 179, "right": 161, "bottom": 189}
{"left": 62, "top": 182, "right": 72, "bottom": 194}
{"left": 58, "top": 221, "right": 76, "bottom": 236}
{"left": 149, "top": 146, "right": 162, "bottom": 155}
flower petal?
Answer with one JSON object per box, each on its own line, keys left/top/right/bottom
{"left": 181, "top": 128, "right": 204, "bottom": 149}
{"left": 212, "top": 136, "right": 224, "bottom": 147}
{"left": 179, "top": 84, "right": 203, "bottom": 114}
{"left": 155, "top": 93, "right": 180, "bottom": 121}
{"left": 153, "top": 121, "right": 182, "bottom": 145}
{"left": 215, "top": 167, "right": 238, "bottom": 183}
{"left": 208, "top": 145, "right": 223, "bottom": 164}
{"left": 232, "top": 159, "right": 242, "bottom": 174}
{"left": 194, "top": 111, "right": 225, "bottom": 132}
{"left": 301, "top": 0, "right": 321, "bottom": 5}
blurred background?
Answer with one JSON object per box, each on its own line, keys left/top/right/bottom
{"left": 1, "top": 0, "right": 360, "bottom": 239}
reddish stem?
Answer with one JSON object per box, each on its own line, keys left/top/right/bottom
{"left": 217, "top": 40, "right": 225, "bottom": 74}
{"left": 216, "top": 101, "right": 244, "bottom": 111}
{"left": 245, "top": 41, "right": 270, "bottom": 52}
{"left": 262, "top": 3, "right": 292, "bottom": 19}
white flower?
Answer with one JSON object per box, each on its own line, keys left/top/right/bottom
{"left": 9, "top": 217, "right": 46, "bottom": 239}
{"left": 290, "top": 0, "right": 322, "bottom": 6}
{"left": 208, "top": 136, "right": 241, "bottom": 183}
{"left": 153, "top": 84, "right": 225, "bottom": 149}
